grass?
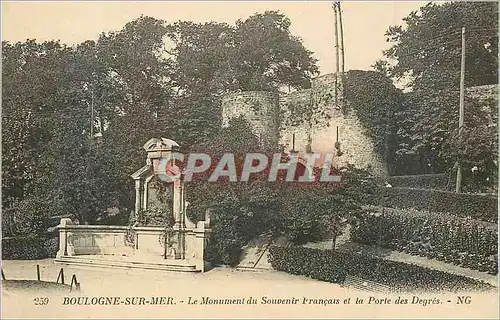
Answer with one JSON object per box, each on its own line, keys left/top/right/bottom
{"left": 2, "top": 280, "right": 72, "bottom": 293}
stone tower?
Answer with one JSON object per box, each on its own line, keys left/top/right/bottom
{"left": 280, "top": 74, "right": 388, "bottom": 176}
{"left": 220, "top": 74, "right": 388, "bottom": 177}
{"left": 221, "top": 91, "right": 281, "bottom": 149}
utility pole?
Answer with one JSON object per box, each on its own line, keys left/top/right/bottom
{"left": 332, "top": 1, "right": 345, "bottom": 112}
{"left": 455, "top": 27, "right": 466, "bottom": 193}
{"left": 337, "top": 1, "right": 345, "bottom": 113}
{"left": 90, "top": 87, "right": 95, "bottom": 139}
{"left": 337, "top": 2, "right": 345, "bottom": 76}
{"left": 332, "top": 2, "right": 340, "bottom": 109}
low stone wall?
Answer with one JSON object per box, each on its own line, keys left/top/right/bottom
{"left": 56, "top": 218, "right": 211, "bottom": 271}
{"left": 56, "top": 221, "right": 132, "bottom": 256}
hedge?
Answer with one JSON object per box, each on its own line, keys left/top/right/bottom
{"left": 374, "top": 187, "right": 498, "bottom": 223}
{"left": 387, "top": 174, "right": 450, "bottom": 190}
{"left": 2, "top": 236, "right": 59, "bottom": 260}
{"left": 268, "top": 246, "right": 493, "bottom": 293}
{"left": 351, "top": 207, "right": 498, "bottom": 274}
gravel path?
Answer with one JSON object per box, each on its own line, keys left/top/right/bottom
{"left": 340, "top": 243, "right": 498, "bottom": 287}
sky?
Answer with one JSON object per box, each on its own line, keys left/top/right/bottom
{"left": 2, "top": 1, "right": 430, "bottom": 74}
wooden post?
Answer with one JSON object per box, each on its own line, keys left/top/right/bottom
{"left": 56, "top": 268, "right": 65, "bottom": 284}
{"left": 90, "top": 86, "right": 95, "bottom": 138}
{"left": 337, "top": 1, "right": 346, "bottom": 113}
{"left": 332, "top": 2, "right": 340, "bottom": 108}
{"left": 70, "top": 274, "right": 80, "bottom": 292}
{"left": 455, "top": 27, "right": 466, "bottom": 193}
{"left": 337, "top": 1, "right": 345, "bottom": 76}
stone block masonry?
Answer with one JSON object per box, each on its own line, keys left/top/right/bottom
{"left": 221, "top": 73, "right": 388, "bottom": 177}
{"left": 221, "top": 76, "right": 498, "bottom": 178}
{"left": 221, "top": 91, "right": 281, "bottom": 149}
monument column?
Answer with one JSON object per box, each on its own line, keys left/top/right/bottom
{"left": 134, "top": 179, "right": 142, "bottom": 216}
{"left": 172, "top": 179, "right": 182, "bottom": 228}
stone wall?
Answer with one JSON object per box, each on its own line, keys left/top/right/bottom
{"left": 56, "top": 218, "right": 210, "bottom": 271}
{"left": 279, "top": 89, "right": 313, "bottom": 152}
{"left": 221, "top": 91, "right": 281, "bottom": 148}
{"left": 221, "top": 73, "right": 387, "bottom": 176}
{"left": 221, "top": 76, "right": 497, "bottom": 177}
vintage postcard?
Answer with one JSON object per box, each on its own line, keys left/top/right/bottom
{"left": 1, "top": 1, "right": 498, "bottom": 319}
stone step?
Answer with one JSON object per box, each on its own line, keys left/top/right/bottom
{"left": 237, "top": 234, "right": 289, "bottom": 270}
{"left": 55, "top": 256, "right": 200, "bottom": 272}
{"left": 235, "top": 266, "right": 272, "bottom": 272}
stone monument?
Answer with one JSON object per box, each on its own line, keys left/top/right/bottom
{"left": 131, "top": 137, "right": 211, "bottom": 261}
{"left": 55, "top": 138, "right": 211, "bottom": 272}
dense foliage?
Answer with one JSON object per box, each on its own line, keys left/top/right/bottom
{"left": 375, "top": 187, "right": 498, "bottom": 223}
{"left": 351, "top": 206, "right": 498, "bottom": 274}
{"left": 344, "top": 70, "right": 402, "bottom": 174}
{"left": 2, "top": 12, "right": 319, "bottom": 234}
{"left": 394, "top": 87, "right": 498, "bottom": 189}
{"left": 268, "top": 246, "right": 494, "bottom": 292}
{"left": 378, "top": 1, "right": 498, "bottom": 186}
{"left": 2, "top": 237, "right": 59, "bottom": 260}
{"left": 185, "top": 118, "right": 376, "bottom": 266}
{"left": 386, "top": 174, "right": 450, "bottom": 190}
{"left": 384, "top": 2, "right": 498, "bottom": 90}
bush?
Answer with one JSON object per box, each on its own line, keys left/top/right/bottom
{"left": 268, "top": 246, "right": 493, "bottom": 292}
{"left": 387, "top": 174, "right": 450, "bottom": 190}
{"left": 1, "top": 199, "right": 51, "bottom": 237}
{"left": 43, "top": 237, "right": 60, "bottom": 258}
{"left": 2, "top": 236, "right": 58, "bottom": 260}
{"left": 374, "top": 187, "right": 497, "bottom": 223}
{"left": 204, "top": 195, "right": 277, "bottom": 267}
{"left": 351, "top": 207, "right": 498, "bottom": 274}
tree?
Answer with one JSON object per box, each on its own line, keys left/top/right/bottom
{"left": 164, "top": 11, "right": 319, "bottom": 146}
{"left": 2, "top": 16, "right": 174, "bottom": 225}
{"left": 344, "top": 70, "right": 403, "bottom": 174}
{"left": 1, "top": 39, "right": 125, "bottom": 227}
{"left": 164, "top": 21, "right": 234, "bottom": 145}
{"left": 2, "top": 11, "right": 321, "bottom": 232}
{"left": 2, "top": 40, "right": 73, "bottom": 209}
{"left": 384, "top": 1, "right": 498, "bottom": 91}
{"left": 379, "top": 2, "right": 498, "bottom": 185}
{"left": 372, "top": 59, "right": 391, "bottom": 77}
{"left": 441, "top": 96, "right": 498, "bottom": 192}
{"left": 232, "top": 11, "right": 319, "bottom": 91}
{"left": 96, "top": 16, "right": 174, "bottom": 175}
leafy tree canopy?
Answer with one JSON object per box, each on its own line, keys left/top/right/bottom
{"left": 375, "top": 1, "right": 498, "bottom": 191}
{"left": 2, "top": 11, "right": 320, "bottom": 231}
{"left": 383, "top": 1, "right": 498, "bottom": 91}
